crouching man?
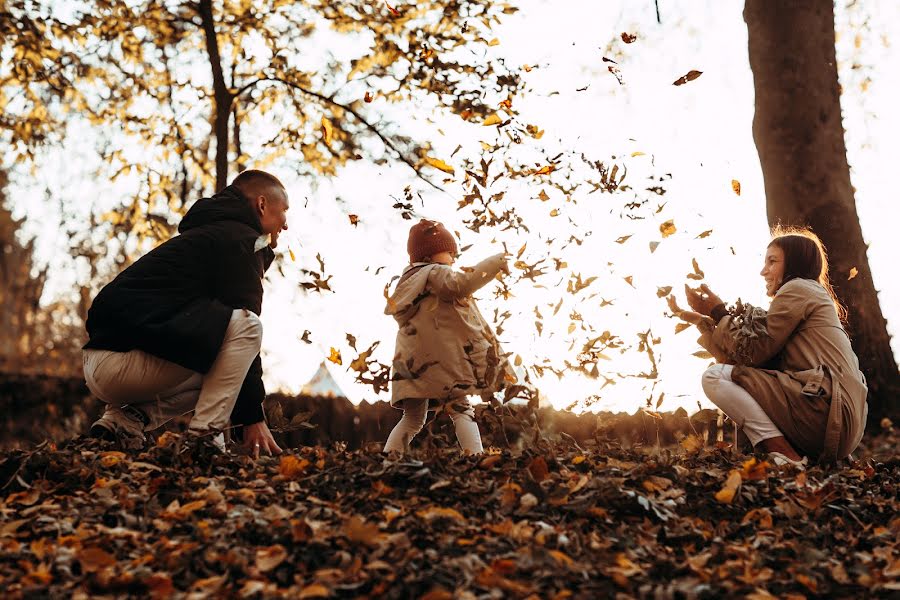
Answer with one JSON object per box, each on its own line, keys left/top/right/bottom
{"left": 81, "top": 170, "right": 287, "bottom": 457}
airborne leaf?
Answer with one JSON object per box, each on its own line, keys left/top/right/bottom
{"left": 673, "top": 70, "right": 703, "bottom": 86}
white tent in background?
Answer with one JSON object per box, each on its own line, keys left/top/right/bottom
{"left": 300, "top": 361, "right": 348, "bottom": 399}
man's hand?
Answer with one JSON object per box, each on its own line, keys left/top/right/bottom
{"left": 243, "top": 421, "right": 282, "bottom": 458}
{"left": 684, "top": 283, "right": 723, "bottom": 317}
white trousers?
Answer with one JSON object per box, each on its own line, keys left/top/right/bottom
{"left": 384, "top": 398, "right": 484, "bottom": 454}
{"left": 83, "top": 309, "right": 263, "bottom": 433}
{"left": 701, "top": 364, "right": 783, "bottom": 446}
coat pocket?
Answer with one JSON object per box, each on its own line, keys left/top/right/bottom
{"left": 788, "top": 365, "right": 832, "bottom": 398}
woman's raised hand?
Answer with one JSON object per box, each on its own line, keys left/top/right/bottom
{"left": 684, "top": 283, "right": 723, "bottom": 317}
{"left": 667, "top": 294, "right": 705, "bottom": 325}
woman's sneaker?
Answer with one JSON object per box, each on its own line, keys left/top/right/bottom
{"left": 89, "top": 405, "right": 148, "bottom": 449}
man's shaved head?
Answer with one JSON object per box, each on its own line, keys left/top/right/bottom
{"left": 232, "top": 170, "right": 286, "bottom": 203}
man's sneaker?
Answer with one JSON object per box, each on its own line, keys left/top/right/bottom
{"left": 768, "top": 451, "right": 808, "bottom": 469}
{"left": 89, "top": 405, "right": 149, "bottom": 449}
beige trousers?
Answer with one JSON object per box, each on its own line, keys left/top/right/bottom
{"left": 83, "top": 309, "right": 263, "bottom": 433}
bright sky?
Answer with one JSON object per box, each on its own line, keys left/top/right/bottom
{"left": 8, "top": 0, "right": 900, "bottom": 414}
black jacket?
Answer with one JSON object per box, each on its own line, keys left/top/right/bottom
{"left": 84, "top": 185, "right": 275, "bottom": 425}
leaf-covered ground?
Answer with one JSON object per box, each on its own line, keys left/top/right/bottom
{"left": 1, "top": 425, "right": 898, "bottom": 599}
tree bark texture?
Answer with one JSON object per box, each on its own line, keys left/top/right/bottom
{"left": 198, "top": 0, "right": 231, "bottom": 191}
{"left": 744, "top": 0, "right": 899, "bottom": 416}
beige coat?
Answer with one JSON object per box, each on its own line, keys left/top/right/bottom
{"left": 385, "top": 253, "right": 516, "bottom": 407}
{"left": 697, "top": 278, "right": 868, "bottom": 462}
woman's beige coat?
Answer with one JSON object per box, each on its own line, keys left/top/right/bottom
{"left": 697, "top": 278, "right": 868, "bottom": 461}
{"left": 385, "top": 253, "right": 516, "bottom": 407}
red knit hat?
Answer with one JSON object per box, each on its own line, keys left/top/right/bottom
{"left": 407, "top": 219, "right": 458, "bottom": 263}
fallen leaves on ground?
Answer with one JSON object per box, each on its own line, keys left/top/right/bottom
{"left": 0, "top": 430, "right": 897, "bottom": 598}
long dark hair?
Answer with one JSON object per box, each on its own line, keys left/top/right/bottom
{"left": 769, "top": 226, "right": 847, "bottom": 323}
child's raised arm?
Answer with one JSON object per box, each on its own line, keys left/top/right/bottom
{"left": 429, "top": 252, "right": 507, "bottom": 300}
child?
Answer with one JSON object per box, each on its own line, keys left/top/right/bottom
{"left": 383, "top": 219, "right": 515, "bottom": 454}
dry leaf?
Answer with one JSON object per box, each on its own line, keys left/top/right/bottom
{"left": 715, "top": 470, "right": 742, "bottom": 504}
{"left": 328, "top": 347, "right": 342, "bottom": 365}
{"left": 731, "top": 179, "right": 741, "bottom": 196}
{"left": 424, "top": 156, "right": 455, "bottom": 174}
{"left": 256, "top": 544, "right": 287, "bottom": 572}
{"left": 660, "top": 220, "right": 676, "bottom": 238}
{"left": 673, "top": 70, "right": 703, "bottom": 86}
{"left": 848, "top": 267, "right": 858, "bottom": 280}
{"left": 483, "top": 113, "right": 502, "bottom": 126}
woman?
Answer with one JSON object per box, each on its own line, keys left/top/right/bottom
{"left": 673, "top": 229, "right": 868, "bottom": 466}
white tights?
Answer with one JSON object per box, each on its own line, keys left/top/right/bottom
{"left": 383, "top": 398, "right": 484, "bottom": 454}
{"left": 701, "top": 364, "right": 783, "bottom": 446}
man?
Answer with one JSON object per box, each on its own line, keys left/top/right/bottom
{"left": 82, "top": 170, "right": 287, "bottom": 457}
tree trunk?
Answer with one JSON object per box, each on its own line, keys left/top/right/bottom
{"left": 745, "top": 0, "right": 899, "bottom": 417}
{"left": 198, "top": 0, "right": 231, "bottom": 191}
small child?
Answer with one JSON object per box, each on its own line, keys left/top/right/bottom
{"left": 383, "top": 219, "right": 515, "bottom": 454}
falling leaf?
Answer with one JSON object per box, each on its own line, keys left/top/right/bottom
{"left": 696, "top": 229, "right": 713, "bottom": 239}
{"left": 615, "top": 235, "right": 632, "bottom": 244}
{"left": 660, "top": 220, "right": 676, "bottom": 238}
{"left": 549, "top": 209, "right": 560, "bottom": 217}
{"left": 424, "top": 156, "right": 455, "bottom": 174}
{"left": 673, "top": 70, "right": 703, "bottom": 86}
{"left": 623, "top": 276, "right": 634, "bottom": 287}
{"left": 731, "top": 179, "right": 741, "bottom": 196}
{"left": 364, "top": 91, "right": 373, "bottom": 103}
{"left": 538, "top": 189, "right": 550, "bottom": 201}
{"left": 621, "top": 32, "right": 637, "bottom": 43}
{"left": 631, "top": 151, "right": 645, "bottom": 157}
{"left": 483, "top": 113, "right": 502, "bottom": 126}
{"left": 384, "top": 0, "right": 400, "bottom": 17}
{"left": 715, "top": 470, "right": 742, "bottom": 504}
{"left": 526, "top": 124, "right": 544, "bottom": 139}
{"left": 328, "top": 347, "right": 342, "bottom": 365}
{"left": 848, "top": 267, "right": 858, "bottom": 280}
{"left": 288, "top": 247, "right": 296, "bottom": 262}
{"left": 692, "top": 350, "right": 714, "bottom": 359}
{"left": 687, "top": 258, "right": 705, "bottom": 280}
{"left": 348, "top": 214, "right": 359, "bottom": 227}
{"left": 674, "top": 322, "right": 692, "bottom": 334}
{"left": 656, "top": 286, "right": 672, "bottom": 298}
{"left": 488, "top": 38, "right": 500, "bottom": 46}
{"left": 649, "top": 241, "right": 660, "bottom": 253}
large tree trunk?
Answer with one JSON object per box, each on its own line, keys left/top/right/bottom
{"left": 198, "top": 0, "right": 231, "bottom": 192}
{"left": 745, "top": 0, "right": 899, "bottom": 417}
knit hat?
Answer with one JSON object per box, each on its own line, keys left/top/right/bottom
{"left": 407, "top": 219, "right": 458, "bottom": 263}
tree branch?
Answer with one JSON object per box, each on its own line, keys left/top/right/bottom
{"left": 238, "top": 75, "right": 444, "bottom": 193}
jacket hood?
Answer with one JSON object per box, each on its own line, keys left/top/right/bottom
{"left": 178, "top": 185, "right": 263, "bottom": 234}
{"left": 384, "top": 263, "right": 438, "bottom": 317}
